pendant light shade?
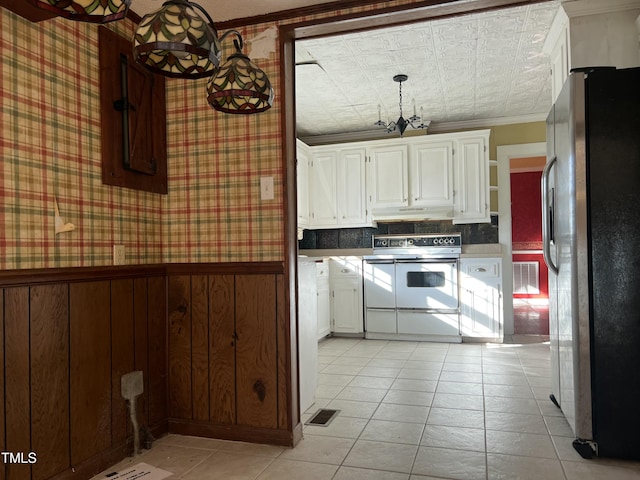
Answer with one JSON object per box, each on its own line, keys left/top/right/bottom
{"left": 133, "top": 0, "right": 221, "bottom": 79}
{"left": 30, "top": 0, "right": 131, "bottom": 23}
{"left": 207, "top": 40, "right": 274, "bottom": 114}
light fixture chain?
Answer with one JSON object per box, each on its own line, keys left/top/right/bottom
{"left": 398, "top": 80, "right": 403, "bottom": 117}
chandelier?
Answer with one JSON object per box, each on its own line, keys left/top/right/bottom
{"left": 375, "top": 74, "right": 429, "bottom": 136}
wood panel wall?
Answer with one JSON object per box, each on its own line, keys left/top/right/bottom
{"left": 166, "top": 263, "right": 298, "bottom": 447}
{"left": 0, "top": 267, "right": 168, "bottom": 480}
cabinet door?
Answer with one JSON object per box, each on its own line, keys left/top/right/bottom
{"left": 337, "top": 148, "right": 367, "bottom": 225}
{"left": 316, "top": 263, "right": 331, "bottom": 340}
{"left": 410, "top": 141, "right": 453, "bottom": 207}
{"left": 459, "top": 259, "right": 502, "bottom": 338}
{"left": 296, "top": 140, "right": 311, "bottom": 227}
{"left": 454, "top": 137, "right": 489, "bottom": 224}
{"left": 310, "top": 150, "right": 338, "bottom": 226}
{"left": 368, "top": 145, "right": 408, "bottom": 208}
{"left": 332, "top": 279, "right": 363, "bottom": 334}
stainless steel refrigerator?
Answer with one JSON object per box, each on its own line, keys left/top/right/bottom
{"left": 542, "top": 66, "right": 640, "bottom": 460}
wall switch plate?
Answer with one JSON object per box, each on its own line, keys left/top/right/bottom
{"left": 113, "top": 244, "right": 125, "bottom": 265}
{"left": 260, "top": 176, "right": 274, "bottom": 200}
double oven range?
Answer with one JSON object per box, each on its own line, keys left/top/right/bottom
{"left": 363, "top": 233, "right": 462, "bottom": 342}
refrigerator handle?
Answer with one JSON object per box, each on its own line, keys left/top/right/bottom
{"left": 541, "top": 156, "right": 559, "bottom": 275}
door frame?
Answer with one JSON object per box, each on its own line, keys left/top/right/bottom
{"left": 497, "top": 142, "right": 547, "bottom": 336}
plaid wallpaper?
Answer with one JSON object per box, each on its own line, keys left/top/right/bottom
{"left": 0, "top": 0, "right": 454, "bottom": 269}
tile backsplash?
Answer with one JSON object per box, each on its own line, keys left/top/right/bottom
{"left": 299, "top": 216, "right": 499, "bottom": 250}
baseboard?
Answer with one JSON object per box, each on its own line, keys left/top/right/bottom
{"left": 168, "top": 419, "right": 296, "bottom": 447}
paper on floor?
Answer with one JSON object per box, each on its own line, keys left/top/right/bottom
{"left": 102, "top": 463, "right": 172, "bottom": 480}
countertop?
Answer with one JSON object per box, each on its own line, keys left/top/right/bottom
{"left": 299, "top": 244, "right": 502, "bottom": 258}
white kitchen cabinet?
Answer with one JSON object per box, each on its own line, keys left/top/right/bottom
{"left": 309, "top": 146, "right": 369, "bottom": 228}
{"left": 310, "top": 149, "right": 338, "bottom": 226}
{"left": 297, "top": 259, "right": 319, "bottom": 412}
{"left": 454, "top": 134, "right": 490, "bottom": 224}
{"left": 459, "top": 257, "right": 502, "bottom": 340}
{"left": 368, "top": 144, "right": 409, "bottom": 209}
{"left": 296, "top": 139, "right": 311, "bottom": 229}
{"left": 329, "top": 257, "right": 364, "bottom": 335}
{"left": 410, "top": 140, "right": 454, "bottom": 207}
{"left": 316, "top": 260, "right": 331, "bottom": 340}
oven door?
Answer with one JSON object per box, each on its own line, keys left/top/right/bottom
{"left": 394, "top": 259, "right": 459, "bottom": 311}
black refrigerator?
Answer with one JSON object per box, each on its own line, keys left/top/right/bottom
{"left": 542, "top": 66, "right": 640, "bottom": 460}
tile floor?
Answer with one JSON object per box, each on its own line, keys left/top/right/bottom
{"left": 92, "top": 337, "right": 640, "bottom": 480}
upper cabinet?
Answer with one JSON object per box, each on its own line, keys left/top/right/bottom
{"left": 296, "top": 139, "right": 312, "bottom": 229}
{"left": 297, "top": 129, "right": 491, "bottom": 230}
{"left": 368, "top": 144, "right": 409, "bottom": 209}
{"left": 307, "top": 145, "right": 370, "bottom": 229}
{"left": 454, "top": 135, "right": 490, "bottom": 224}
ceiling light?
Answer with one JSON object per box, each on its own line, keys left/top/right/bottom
{"left": 207, "top": 35, "right": 274, "bottom": 114}
{"left": 30, "top": 0, "right": 131, "bottom": 23}
{"left": 375, "top": 74, "right": 430, "bottom": 136}
{"left": 133, "top": 0, "right": 221, "bottom": 79}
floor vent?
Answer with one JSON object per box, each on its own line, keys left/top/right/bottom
{"left": 305, "top": 409, "right": 340, "bottom": 427}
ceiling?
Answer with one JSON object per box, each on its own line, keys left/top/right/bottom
{"left": 129, "top": 0, "right": 562, "bottom": 142}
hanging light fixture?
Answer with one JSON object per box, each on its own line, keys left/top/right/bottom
{"left": 29, "top": 0, "right": 131, "bottom": 23}
{"left": 133, "top": 0, "right": 221, "bottom": 79}
{"left": 207, "top": 35, "right": 274, "bottom": 114}
{"left": 375, "top": 74, "right": 430, "bottom": 136}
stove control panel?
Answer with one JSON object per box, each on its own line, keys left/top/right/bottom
{"left": 373, "top": 233, "right": 462, "bottom": 249}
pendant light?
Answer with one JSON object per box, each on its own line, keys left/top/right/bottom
{"left": 29, "top": 0, "right": 131, "bottom": 23}
{"left": 207, "top": 35, "right": 274, "bottom": 114}
{"left": 133, "top": 0, "right": 221, "bottom": 79}
{"left": 375, "top": 74, "right": 429, "bottom": 136}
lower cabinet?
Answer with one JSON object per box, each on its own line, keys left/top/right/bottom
{"left": 459, "top": 258, "right": 502, "bottom": 340}
{"left": 329, "top": 257, "right": 364, "bottom": 335}
{"left": 316, "top": 261, "right": 331, "bottom": 339}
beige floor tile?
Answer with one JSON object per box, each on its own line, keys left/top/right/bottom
{"left": 391, "top": 378, "right": 438, "bottom": 392}
{"left": 207, "top": 440, "right": 285, "bottom": 458}
{"left": 483, "top": 373, "right": 529, "bottom": 386}
{"left": 331, "top": 355, "right": 371, "bottom": 366}
{"left": 420, "top": 424, "right": 485, "bottom": 452}
{"left": 413, "top": 446, "right": 486, "bottom": 480}
{"left": 343, "top": 440, "right": 418, "bottom": 474}
{"left": 485, "top": 411, "right": 548, "bottom": 434}
{"left": 442, "top": 362, "right": 483, "bottom": 373}
{"left": 360, "top": 419, "right": 424, "bottom": 445}
{"left": 439, "top": 371, "right": 484, "bottom": 384}
{"left": 444, "top": 355, "right": 482, "bottom": 365}
{"left": 181, "top": 451, "right": 273, "bottom": 480}
{"left": 372, "top": 402, "right": 429, "bottom": 424}
{"left": 320, "top": 364, "right": 363, "bottom": 375}
{"left": 358, "top": 366, "right": 402, "bottom": 378}
{"left": 334, "top": 466, "right": 410, "bottom": 480}
{"left": 487, "top": 453, "right": 565, "bottom": 480}
{"left": 315, "top": 383, "right": 344, "bottom": 399}
{"left": 484, "top": 396, "right": 541, "bottom": 415}
{"left": 537, "top": 399, "right": 564, "bottom": 416}
{"left": 348, "top": 375, "right": 395, "bottom": 389}
{"left": 483, "top": 384, "right": 534, "bottom": 399}
{"left": 398, "top": 368, "right": 441, "bottom": 380}
{"left": 383, "top": 389, "right": 434, "bottom": 407}
{"left": 335, "top": 386, "right": 388, "bottom": 402}
{"left": 436, "top": 381, "right": 483, "bottom": 395}
{"left": 255, "top": 459, "right": 338, "bottom": 480}
{"left": 432, "top": 392, "right": 484, "bottom": 411}
{"left": 486, "top": 430, "right": 557, "bottom": 459}
{"left": 305, "top": 397, "right": 331, "bottom": 413}
{"left": 367, "top": 357, "right": 408, "bottom": 368}
{"left": 404, "top": 360, "right": 444, "bottom": 370}
{"left": 279, "top": 434, "right": 354, "bottom": 465}
{"left": 318, "top": 373, "right": 354, "bottom": 386}
{"left": 426, "top": 407, "right": 485, "bottom": 429}
{"left": 562, "top": 459, "right": 640, "bottom": 479}
{"left": 544, "top": 415, "right": 573, "bottom": 437}
{"left": 113, "top": 444, "right": 213, "bottom": 477}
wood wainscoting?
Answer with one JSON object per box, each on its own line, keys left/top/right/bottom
{"left": 0, "top": 262, "right": 299, "bottom": 480}
{"left": 0, "top": 266, "right": 168, "bottom": 480}
{"left": 166, "top": 263, "right": 300, "bottom": 447}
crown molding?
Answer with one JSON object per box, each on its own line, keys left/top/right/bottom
{"left": 561, "top": 0, "right": 640, "bottom": 17}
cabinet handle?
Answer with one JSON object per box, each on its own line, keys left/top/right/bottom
{"left": 475, "top": 268, "right": 487, "bottom": 272}
{"left": 341, "top": 269, "right": 349, "bottom": 273}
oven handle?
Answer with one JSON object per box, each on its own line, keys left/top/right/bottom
{"left": 395, "top": 259, "right": 458, "bottom": 264}
{"left": 364, "top": 259, "right": 395, "bottom": 264}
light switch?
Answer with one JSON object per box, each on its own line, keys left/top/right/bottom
{"left": 260, "top": 176, "right": 274, "bottom": 200}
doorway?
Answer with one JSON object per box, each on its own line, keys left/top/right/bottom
{"left": 510, "top": 157, "right": 549, "bottom": 335}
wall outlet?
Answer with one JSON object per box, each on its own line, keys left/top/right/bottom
{"left": 113, "top": 245, "right": 125, "bottom": 265}
{"left": 260, "top": 176, "right": 274, "bottom": 200}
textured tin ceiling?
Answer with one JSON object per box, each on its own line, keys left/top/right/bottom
{"left": 295, "top": 1, "right": 561, "bottom": 140}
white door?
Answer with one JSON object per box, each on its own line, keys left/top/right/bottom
{"left": 454, "top": 137, "right": 489, "bottom": 223}
{"left": 310, "top": 150, "right": 338, "bottom": 226}
{"left": 296, "top": 140, "right": 311, "bottom": 227}
{"left": 337, "top": 148, "right": 367, "bottom": 225}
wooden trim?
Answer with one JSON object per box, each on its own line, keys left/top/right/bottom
{"left": 0, "top": 265, "right": 166, "bottom": 287}
{"left": 217, "top": 0, "right": 545, "bottom": 29}
{"left": 0, "top": 0, "right": 58, "bottom": 22}
{"left": 167, "top": 262, "right": 284, "bottom": 275}
{"left": 168, "top": 419, "right": 296, "bottom": 447}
